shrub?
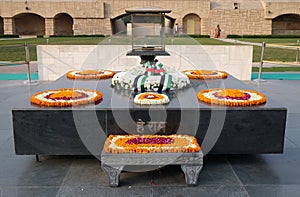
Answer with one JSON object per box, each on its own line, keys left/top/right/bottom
{"left": 74, "top": 34, "right": 106, "bottom": 37}
{"left": 0, "top": 34, "right": 19, "bottom": 38}
{"left": 49, "top": 34, "right": 106, "bottom": 37}
{"left": 188, "top": 34, "right": 210, "bottom": 38}
{"left": 227, "top": 34, "right": 300, "bottom": 38}
{"left": 243, "top": 35, "right": 300, "bottom": 38}
{"left": 227, "top": 34, "right": 242, "bottom": 38}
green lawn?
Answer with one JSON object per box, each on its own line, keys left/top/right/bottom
{"left": 253, "top": 45, "right": 298, "bottom": 62}
{"left": 0, "top": 37, "right": 230, "bottom": 62}
{"left": 0, "top": 36, "right": 299, "bottom": 63}
{"left": 237, "top": 38, "right": 299, "bottom": 62}
{"left": 0, "top": 37, "right": 107, "bottom": 62}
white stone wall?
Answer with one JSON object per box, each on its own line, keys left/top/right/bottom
{"left": 37, "top": 45, "right": 253, "bottom": 81}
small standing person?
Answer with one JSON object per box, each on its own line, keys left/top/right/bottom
{"left": 215, "top": 24, "right": 221, "bottom": 38}
{"left": 174, "top": 23, "right": 179, "bottom": 36}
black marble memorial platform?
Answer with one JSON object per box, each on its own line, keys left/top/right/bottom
{"left": 12, "top": 74, "right": 287, "bottom": 156}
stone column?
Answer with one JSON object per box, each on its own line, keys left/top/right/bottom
{"left": 3, "top": 17, "right": 14, "bottom": 34}
{"left": 72, "top": 18, "right": 80, "bottom": 35}
{"left": 45, "top": 18, "right": 54, "bottom": 36}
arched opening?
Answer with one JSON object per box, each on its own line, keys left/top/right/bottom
{"left": 183, "top": 14, "right": 201, "bottom": 35}
{"left": 272, "top": 14, "right": 300, "bottom": 35}
{"left": 0, "top": 17, "right": 4, "bottom": 34}
{"left": 13, "top": 13, "right": 45, "bottom": 35}
{"left": 111, "top": 13, "right": 175, "bottom": 35}
{"left": 111, "top": 14, "right": 130, "bottom": 35}
{"left": 54, "top": 13, "right": 73, "bottom": 36}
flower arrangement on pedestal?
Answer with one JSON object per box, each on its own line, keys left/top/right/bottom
{"left": 104, "top": 134, "right": 200, "bottom": 154}
{"left": 198, "top": 88, "right": 266, "bottom": 106}
{"left": 66, "top": 70, "right": 115, "bottom": 80}
{"left": 134, "top": 92, "right": 170, "bottom": 105}
{"left": 183, "top": 70, "right": 227, "bottom": 80}
{"left": 30, "top": 88, "right": 102, "bottom": 107}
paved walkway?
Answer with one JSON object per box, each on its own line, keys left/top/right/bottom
{"left": 218, "top": 38, "right": 263, "bottom": 47}
{"left": 0, "top": 79, "right": 299, "bottom": 196}
{"left": 219, "top": 38, "right": 300, "bottom": 50}
{"left": 0, "top": 62, "right": 38, "bottom": 73}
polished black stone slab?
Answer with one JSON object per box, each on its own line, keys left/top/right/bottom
{"left": 12, "top": 74, "right": 287, "bottom": 155}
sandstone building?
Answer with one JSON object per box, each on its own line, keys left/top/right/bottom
{"left": 0, "top": 0, "right": 299, "bottom": 37}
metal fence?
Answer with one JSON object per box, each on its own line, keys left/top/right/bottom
{"left": 221, "top": 38, "right": 300, "bottom": 82}
{"left": 0, "top": 42, "right": 37, "bottom": 84}
{"left": 256, "top": 40, "right": 300, "bottom": 81}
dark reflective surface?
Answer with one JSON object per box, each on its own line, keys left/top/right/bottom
{"left": 0, "top": 80, "right": 299, "bottom": 196}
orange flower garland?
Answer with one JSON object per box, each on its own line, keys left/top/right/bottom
{"left": 104, "top": 134, "right": 201, "bottom": 154}
{"left": 183, "top": 70, "right": 227, "bottom": 80}
{"left": 66, "top": 69, "right": 115, "bottom": 80}
{"left": 134, "top": 92, "right": 170, "bottom": 105}
{"left": 198, "top": 88, "right": 266, "bottom": 106}
{"left": 30, "top": 88, "right": 102, "bottom": 107}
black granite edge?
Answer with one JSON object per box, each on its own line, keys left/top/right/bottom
{"left": 11, "top": 107, "right": 288, "bottom": 111}
{"left": 12, "top": 108, "right": 108, "bottom": 111}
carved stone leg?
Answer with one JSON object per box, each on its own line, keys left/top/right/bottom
{"left": 101, "top": 164, "right": 124, "bottom": 187}
{"left": 181, "top": 164, "right": 203, "bottom": 186}
{"left": 35, "top": 155, "right": 40, "bottom": 162}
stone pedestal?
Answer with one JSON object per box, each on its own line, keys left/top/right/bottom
{"left": 101, "top": 150, "right": 203, "bottom": 187}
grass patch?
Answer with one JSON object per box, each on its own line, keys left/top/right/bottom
{"left": 252, "top": 67, "right": 300, "bottom": 72}
{"left": 253, "top": 46, "right": 298, "bottom": 62}
{"left": 0, "top": 36, "right": 298, "bottom": 62}
{"left": 0, "top": 37, "right": 230, "bottom": 61}
{"left": 0, "top": 37, "right": 107, "bottom": 61}
{"left": 234, "top": 38, "right": 299, "bottom": 62}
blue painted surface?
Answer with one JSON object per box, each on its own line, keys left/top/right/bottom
{"left": 0, "top": 73, "right": 38, "bottom": 80}
{"left": 252, "top": 72, "right": 300, "bottom": 80}
{"left": 0, "top": 62, "right": 21, "bottom": 66}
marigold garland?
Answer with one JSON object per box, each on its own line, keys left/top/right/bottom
{"left": 183, "top": 70, "right": 227, "bottom": 80}
{"left": 104, "top": 134, "right": 201, "bottom": 154}
{"left": 197, "top": 88, "right": 267, "bottom": 106}
{"left": 134, "top": 92, "right": 170, "bottom": 105}
{"left": 30, "top": 88, "right": 102, "bottom": 107}
{"left": 66, "top": 69, "right": 115, "bottom": 80}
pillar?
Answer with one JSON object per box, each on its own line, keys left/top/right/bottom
{"left": 72, "top": 18, "right": 80, "bottom": 35}
{"left": 3, "top": 17, "right": 14, "bottom": 34}
{"left": 45, "top": 18, "right": 54, "bottom": 36}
